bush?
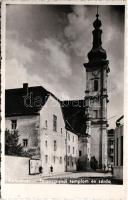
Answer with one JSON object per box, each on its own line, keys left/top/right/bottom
{"left": 5, "top": 129, "right": 23, "bottom": 156}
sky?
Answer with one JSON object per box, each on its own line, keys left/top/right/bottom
{"left": 6, "top": 5, "right": 124, "bottom": 128}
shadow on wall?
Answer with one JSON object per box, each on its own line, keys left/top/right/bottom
{"left": 77, "top": 155, "right": 98, "bottom": 171}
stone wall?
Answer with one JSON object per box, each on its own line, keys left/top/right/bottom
{"left": 5, "top": 155, "right": 30, "bottom": 182}
{"left": 6, "top": 115, "right": 40, "bottom": 157}
{"left": 91, "top": 126, "right": 101, "bottom": 165}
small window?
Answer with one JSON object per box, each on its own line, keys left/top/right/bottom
{"left": 45, "top": 155, "right": 48, "bottom": 163}
{"left": 45, "top": 140, "right": 47, "bottom": 147}
{"left": 23, "top": 139, "right": 28, "bottom": 147}
{"left": 60, "top": 157, "right": 62, "bottom": 164}
{"left": 53, "top": 115, "right": 57, "bottom": 132}
{"left": 94, "top": 80, "right": 98, "bottom": 91}
{"left": 61, "top": 128, "right": 63, "bottom": 134}
{"left": 73, "top": 136, "right": 74, "bottom": 142}
{"left": 68, "top": 145, "right": 70, "bottom": 153}
{"left": 45, "top": 120, "right": 48, "bottom": 129}
{"left": 54, "top": 140, "right": 57, "bottom": 151}
{"left": 11, "top": 120, "right": 17, "bottom": 130}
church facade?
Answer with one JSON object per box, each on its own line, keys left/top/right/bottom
{"left": 5, "top": 13, "right": 109, "bottom": 175}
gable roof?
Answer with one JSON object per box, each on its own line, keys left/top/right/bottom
{"left": 61, "top": 100, "right": 86, "bottom": 135}
{"left": 5, "top": 85, "right": 50, "bottom": 117}
{"left": 6, "top": 85, "right": 86, "bottom": 136}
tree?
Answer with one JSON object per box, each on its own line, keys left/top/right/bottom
{"left": 5, "top": 129, "right": 23, "bottom": 156}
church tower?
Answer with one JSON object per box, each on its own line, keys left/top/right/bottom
{"left": 84, "top": 10, "right": 110, "bottom": 168}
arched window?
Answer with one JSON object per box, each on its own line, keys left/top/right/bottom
{"left": 94, "top": 80, "right": 98, "bottom": 91}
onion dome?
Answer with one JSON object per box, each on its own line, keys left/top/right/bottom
{"left": 87, "top": 13, "right": 107, "bottom": 62}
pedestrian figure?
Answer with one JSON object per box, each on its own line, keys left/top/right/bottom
{"left": 111, "top": 165, "right": 113, "bottom": 175}
{"left": 39, "top": 166, "right": 43, "bottom": 174}
{"left": 50, "top": 165, "right": 53, "bottom": 173}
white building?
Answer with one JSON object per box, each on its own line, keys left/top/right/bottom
{"left": 5, "top": 84, "right": 79, "bottom": 175}
{"left": 113, "top": 116, "right": 123, "bottom": 181}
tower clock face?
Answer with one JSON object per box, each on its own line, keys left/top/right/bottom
{"left": 92, "top": 70, "right": 99, "bottom": 77}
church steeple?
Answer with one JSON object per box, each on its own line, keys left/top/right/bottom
{"left": 87, "top": 8, "right": 107, "bottom": 62}
{"left": 83, "top": 7, "right": 109, "bottom": 169}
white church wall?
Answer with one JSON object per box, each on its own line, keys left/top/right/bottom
{"left": 90, "top": 126, "right": 101, "bottom": 165}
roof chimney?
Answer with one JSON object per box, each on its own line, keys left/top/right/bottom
{"left": 23, "top": 83, "right": 28, "bottom": 95}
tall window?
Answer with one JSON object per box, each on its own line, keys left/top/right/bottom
{"left": 53, "top": 115, "right": 57, "bottom": 132}
{"left": 68, "top": 145, "right": 70, "bottom": 153}
{"left": 94, "top": 80, "right": 98, "bottom": 91}
{"left": 45, "top": 155, "right": 48, "bottom": 163}
{"left": 61, "top": 128, "right": 63, "bottom": 134}
{"left": 45, "top": 140, "right": 48, "bottom": 147}
{"left": 23, "top": 139, "right": 28, "bottom": 147}
{"left": 54, "top": 140, "right": 57, "bottom": 151}
{"left": 73, "top": 136, "right": 74, "bottom": 142}
{"left": 60, "top": 157, "right": 62, "bottom": 164}
{"left": 11, "top": 120, "right": 17, "bottom": 130}
{"left": 73, "top": 147, "right": 75, "bottom": 154}
{"left": 45, "top": 120, "right": 48, "bottom": 129}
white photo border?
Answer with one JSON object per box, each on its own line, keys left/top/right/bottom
{"left": 1, "top": 0, "right": 128, "bottom": 199}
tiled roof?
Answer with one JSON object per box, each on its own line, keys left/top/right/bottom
{"left": 6, "top": 85, "right": 86, "bottom": 135}
{"left": 61, "top": 100, "right": 86, "bottom": 135}
{"left": 5, "top": 85, "right": 50, "bottom": 117}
